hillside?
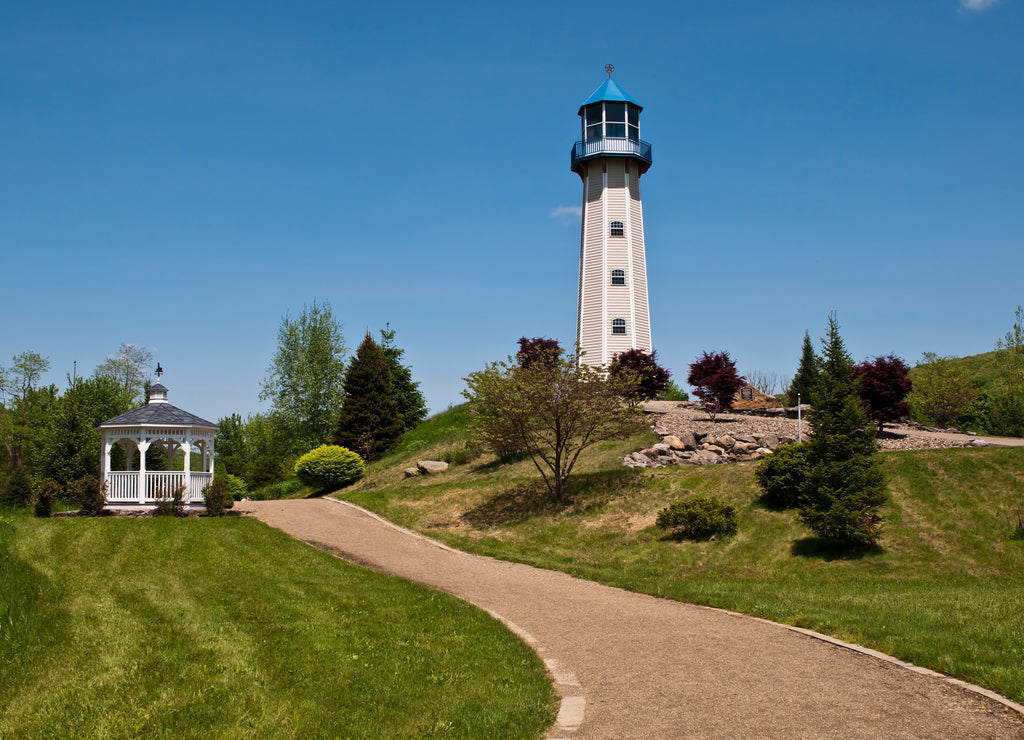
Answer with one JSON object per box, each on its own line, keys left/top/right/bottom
{"left": 340, "top": 405, "right": 1024, "bottom": 705}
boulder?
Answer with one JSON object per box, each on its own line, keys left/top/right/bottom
{"left": 758, "top": 436, "right": 780, "bottom": 450}
{"left": 734, "top": 433, "right": 757, "bottom": 444}
{"left": 403, "top": 467, "right": 421, "bottom": 478}
{"left": 417, "top": 460, "right": 449, "bottom": 475}
{"left": 968, "top": 438, "right": 989, "bottom": 447}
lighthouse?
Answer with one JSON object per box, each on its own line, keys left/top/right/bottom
{"left": 571, "top": 65, "right": 653, "bottom": 367}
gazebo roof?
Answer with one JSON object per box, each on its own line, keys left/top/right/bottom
{"left": 99, "top": 380, "right": 217, "bottom": 430}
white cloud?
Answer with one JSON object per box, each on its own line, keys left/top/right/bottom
{"left": 959, "top": 0, "right": 1004, "bottom": 12}
{"left": 550, "top": 205, "right": 582, "bottom": 222}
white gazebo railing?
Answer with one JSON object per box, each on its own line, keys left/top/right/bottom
{"left": 105, "top": 471, "right": 214, "bottom": 504}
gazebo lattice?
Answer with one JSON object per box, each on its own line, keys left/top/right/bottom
{"left": 99, "top": 370, "right": 218, "bottom": 508}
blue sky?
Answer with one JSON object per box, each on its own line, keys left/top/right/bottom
{"left": 2, "top": 0, "right": 1022, "bottom": 421}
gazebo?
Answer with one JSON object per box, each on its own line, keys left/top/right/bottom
{"left": 99, "top": 367, "right": 218, "bottom": 509}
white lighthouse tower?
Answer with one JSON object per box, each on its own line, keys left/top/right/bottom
{"left": 572, "top": 66, "right": 653, "bottom": 367}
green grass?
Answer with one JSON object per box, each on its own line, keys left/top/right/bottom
{"left": 339, "top": 406, "right": 1024, "bottom": 705}
{"left": 0, "top": 509, "right": 555, "bottom": 739}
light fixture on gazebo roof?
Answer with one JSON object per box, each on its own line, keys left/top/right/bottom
{"left": 98, "top": 367, "right": 219, "bottom": 510}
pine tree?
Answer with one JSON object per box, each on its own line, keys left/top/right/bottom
{"left": 787, "top": 331, "right": 821, "bottom": 407}
{"left": 333, "top": 333, "right": 403, "bottom": 460}
{"left": 799, "top": 316, "right": 888, "bottom": 546}
{"left": 1, "top": 462, "right": 32, "bottom": 506}
{"left": 379, "top": 325, "right": 427, "bottom": 432}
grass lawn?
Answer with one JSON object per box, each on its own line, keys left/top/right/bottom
{"left": 0, "top": 511, "right": 556, "bottom": 739}
{"left": 340, "top": 406, "right": 1024, "bottom": 705}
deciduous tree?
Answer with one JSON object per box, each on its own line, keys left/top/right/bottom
{"left": 992, "top": 305, "right": 1024, "bottom": 437}
{"left": 908, "top": 353, "right": 979, "bottom": 429}
{"left": 463, "top": 348, "right": 646, "bottom": 505}
{"left": 94, "top": 343, "right": 153, "bottom": 404}
{"left": 516, "top": 337, "right": 563, "bottom": 368}
{"left": 687, "top": 351, "right": 744, "bottom": 421}
{"left": 854, "top": 355, "right": 912, "bottom": 433}
{"left": 610, "top": 348, "right": 670, "bottom": 401}
{"left": 259, "top": 301, "right": 348, "bottom": 453}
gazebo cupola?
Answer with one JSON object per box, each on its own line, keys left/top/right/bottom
{"left": 98, "top": 366, "right": 218, "bottom": 509}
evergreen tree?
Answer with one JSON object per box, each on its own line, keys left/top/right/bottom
{"left": 787, "top": 331, "right": 821, "bottom": 407}
{"left": 379, "top": 325, "right": 428, "bottom": 432}
{"left": 333, "top": 333, "right": 403, "bottom": 460}
{"left": 1, "top": 462, "right": 32, "bottom": 506}
{"left": 799, "top": 316, "right": 888, "bottom": 546}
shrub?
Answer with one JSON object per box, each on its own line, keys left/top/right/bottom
{"left": 248, "top": 477, "right": 305, "bottom": 501}
{"left": 294, "top": 445, "right": 366, "bottom": 490}
{"left": 656, "top": 495, "right": 739, "bottom": 540}
{"left": 203, "top": 478, "right": 233, "bottom": 516}
{"left": 225, "top": 474, "right": 247, "bottom": 501}
{"left": 32, "top": 478, "right": 60, "bottom": 518}
{"left": 754, "top": 443, "right": 809, "bottom": 510}
{"left": 153, "top": 484, "right": 187, "bottom": 517}
{"left": 70, "top": 476, "right": 107, "bottom": 516}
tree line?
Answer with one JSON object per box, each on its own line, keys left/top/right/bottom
{"left": 0, "top": 344, "right": 154, "bottom": 507}
{"left": 215, "top": 301, "right": 427, "bottom": 491}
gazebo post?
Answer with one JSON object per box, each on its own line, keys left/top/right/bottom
{"left": 182, "top": 438, "right": 192, "bottom": 503}
{"left": 137, "top": 438, "right": 149, "bottom": 505}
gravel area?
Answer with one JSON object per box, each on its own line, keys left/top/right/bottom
{"left": 646, "top": 404, "right": 978, "bottom": 452}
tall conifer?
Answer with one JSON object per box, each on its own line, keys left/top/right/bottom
{"left": 332, "top": 333, "right": 403, "bottom": 460}
{"left": 799, "top": 316, "right": 888, "bottom": 546}
{"left": 787, "top": 331, "right": 821, "bottom": 407}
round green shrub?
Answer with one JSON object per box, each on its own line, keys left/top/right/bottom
{"left": 294, "top": 445, "right": 366, "bottom": 490}
{"left": 753, "top": 443, "right": 809, "bottom": 510}
{"left": 656, "top": 494, "right": 738, "bottom": 540}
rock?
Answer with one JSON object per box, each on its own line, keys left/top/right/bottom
{"left": 758, "top": 436, "right": 780, "bottom": 450}
{"left": 694, "top": 450, "right": 723, "bottom": 464}
{"left": 732, "top": 441, "right": 756, "bottom": 453}
{"left": 663, "top": 434, "right": 693, "bottom": 451}
{"left": 699, "top": 443, "right": 725, "bottom": 455}
{"left": 403, "top": 467, "right": 421, "bottom": 478}
{"left": 641, "top": 448, "right": 661, "bottom": 459}
{"left": 755, "top": 447, "right": 773, "bottom": 455}
{"left": 968, "top": 438, "right": 988, "bottom": 447}
{"left": 417, "top": 460, "right": 449, "bottom": 475}
{"left": 734, "top": 433, "right": 757, "bottom": 444}
{"left": 652, "top": 443, "right": 673, "bottom": 454}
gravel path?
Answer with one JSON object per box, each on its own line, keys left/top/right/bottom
{"left": 238, "top": 498, "right": 1024, "bottom": 739}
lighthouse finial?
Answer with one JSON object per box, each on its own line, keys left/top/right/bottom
{"left": 605, "top": 63, "right": 614, "bottom": 79}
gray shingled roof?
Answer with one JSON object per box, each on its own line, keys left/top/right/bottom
{"left": 100, "top": 402, "right": 218, "bottom": 429}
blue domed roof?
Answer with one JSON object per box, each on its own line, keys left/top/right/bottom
{"left": 579, "top": 79, "right": 642, "bottom": 114}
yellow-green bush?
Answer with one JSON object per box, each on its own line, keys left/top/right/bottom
{"left": 294, "top": 445, "right": 365, "bottom": 489}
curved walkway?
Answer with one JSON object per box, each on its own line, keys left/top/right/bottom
{"left": 238, "top": 498, "right": 1024, "bottom": 739}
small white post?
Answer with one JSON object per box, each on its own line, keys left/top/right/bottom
{"left": 797, "top": 393, "right": 802, "bottom": 443}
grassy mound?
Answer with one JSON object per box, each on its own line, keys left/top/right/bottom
{"left": 0, "top": 511, "right": 555, "bottom": 739}
{"left": 343, "top": 405, "right": 1024, "bottom": 704}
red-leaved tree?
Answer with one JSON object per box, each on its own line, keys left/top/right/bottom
{"left": 517, "top": 337, "right": 563, "bottom": 368}
{"left": 687, "top": 351, "right": 745, "bottom": 422}
{"left": 854, "top": 355, "right": 912, "bottom": 433}
{"left": 610, "top": 348, "right": 670, "bottom": 400}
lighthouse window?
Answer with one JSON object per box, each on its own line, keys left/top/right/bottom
{"left": 610, "top": 221, "right": 624, "bottom": 237}
{"left": 627, "top": 105, "right": 640, "bottom": 140}
{"left": 605, "top": 102, "right": 626, "bottom": 138}
{"left": 611, "top": 269, "right": 625, "bottom": 285}
{"left": 584, "top": 103, "right": 603, "bottom": 140}
{"left": 612, "top": 318, "right": 627, "bottom": 335}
